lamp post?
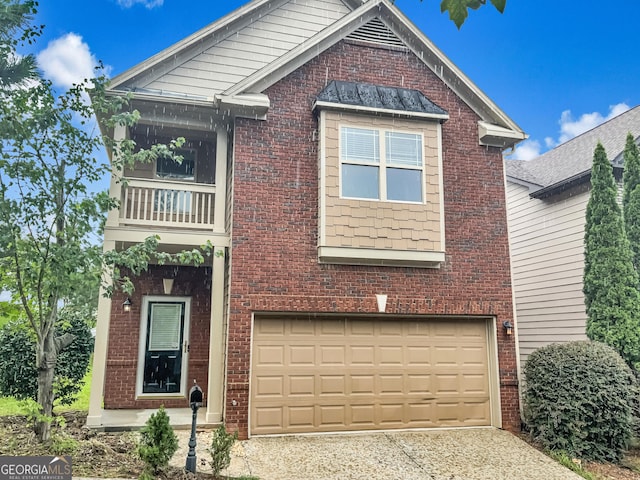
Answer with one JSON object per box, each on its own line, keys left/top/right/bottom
{"left": 185, "top": 381, "right": 203, "bottom": 474}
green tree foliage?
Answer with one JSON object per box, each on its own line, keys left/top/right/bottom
{"left": 439, "top": 0, "right": 506, "bottom": 28}
{"left": 523, "top": 341, "right": 634, "bottom": 462}
{"left": 0, "top": 0, "right": 41, "bottom": 88}
{"left": 583, "top": 142, "right": 640, "bottom": 368}
{"left": 622, "top": 132, "right": 640, "bottom": 272}
{"left": 137, "top": 406, "right": 178, "bottom": 476}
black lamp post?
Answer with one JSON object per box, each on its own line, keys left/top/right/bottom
{"left": 185, "top": 381, "right": 203, "bottom": 474}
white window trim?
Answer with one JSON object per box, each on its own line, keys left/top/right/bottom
{"left": 136, "top": 295, "right": 191, "bottom": 399}
{"left": 339, "top": 125, "right": 425, "bottom": 204}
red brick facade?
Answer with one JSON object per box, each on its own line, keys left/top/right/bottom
{"left": 104, "top": 265, "right": 211, "bottom": 409}
{"left": 226, "top": 40, "right": 519, "bottom": 438}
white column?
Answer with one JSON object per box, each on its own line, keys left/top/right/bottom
{"left": 105, "top": 123, "right": 128, "bottom": 228}
{"left": 213, "top": 127, "right": 228, "bottom": 233}
{"left": 86, "top": 239, "right": 115, "bottom": 427}
{"left": 205, "top": 249, "right": 226, "bottom": 424}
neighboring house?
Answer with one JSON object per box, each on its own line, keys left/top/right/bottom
{"left": 88, "top": 0, "right": 526, "bottom": 439}
{"left": 505, "top": 105, "right": 640, "bottom": 367}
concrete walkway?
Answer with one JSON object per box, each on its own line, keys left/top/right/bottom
{"left": 166, "top": 427, "right": 583, "bottom": 480}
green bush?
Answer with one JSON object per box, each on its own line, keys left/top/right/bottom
{"left": 0, "top": 312, "right": 94, "bottom": 405}
{"left": 137, "top": 406, "right": 178, "bottom": 476}
{"left": 523, "top": 341, "right": 634, "bottom": 462}
{"left": 208, "top": 425, "right": 238, "bottom": 476}
{"left": 0, "top": 321, "right": 37, "bottom": 398}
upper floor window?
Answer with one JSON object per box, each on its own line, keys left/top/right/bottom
{"left": 155, "top": 149, "right": 196, "bottom": 213}
{"left": 341, "top": 127, "right": 423, "bottom": 203}
{"left": 156, "top": 149, "right": 196, "bottom": 181}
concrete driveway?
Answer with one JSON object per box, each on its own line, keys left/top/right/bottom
{"left": 195, "top": 428, "right": 583, "bottom": 480}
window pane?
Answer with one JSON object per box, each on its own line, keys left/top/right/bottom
{"left": 156, "top": 150, "right": 195, "bottom": 180}
{"left": 387, "top": 168, "right": 422, "bottom": 202}
{"left": 341, "top": 127, "right": 379, "bottom": 164}
{"left": 342, "top": 164, "right": 379, "bottom": 199}
{"left": 386, "top": 132, "right": 422, "bottom": 167}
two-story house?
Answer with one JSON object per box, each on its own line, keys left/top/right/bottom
{"left": 88, "top": 0, "right": 526, "bottom": 439}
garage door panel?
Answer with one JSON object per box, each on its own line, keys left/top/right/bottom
{"left": 351, "top": 346, "right": 375, "bottom": 365}
{"left": 351, "top": 375, "right": 375, "bottom": 394}
{"left": 289, "top": 406, "right": 314, "bottom": 427}
{"left": 289, "top": 375, "right": 314, "bottom": 396}
{"left": 255, "top": 345, "right": 285, "bottom": 365}
{"left": 251, "top": 317, "right": 492, "bottom": 435}
{"left": 319, "top": 345, "right": 345, "bottom": 365}
{"left": 319, "top": 375, "right": 346, "bottom": 395}
{"left": 254, "top": 376, "right": 284, "bottom": 398}
{"left": 289, "top": 345, "right": 314, "bottom": 365}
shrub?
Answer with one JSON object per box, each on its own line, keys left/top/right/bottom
{"left": 523, "top": 341, "right": 634, "bottom": 462}
{"left": 137, "top": 406, "right": 178, "bottom": 476}
{"left": 208, "top": 425, "right": 238, "bottom": 476}
{"left": 0, "top": 312, "right": 94, "bottom": 405}
{"left": 0, "top": 321, "right": 37, "bottom": 398}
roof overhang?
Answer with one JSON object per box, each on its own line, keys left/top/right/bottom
{"left": 530, "top": 165, "right": 623, "bottom": 199}
{"left": 479, "top": 121, "right": 528, "bottom": 149}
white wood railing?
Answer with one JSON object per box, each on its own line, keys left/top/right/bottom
{"left": 120, "top": 178, "right": 216, "bottom": 230}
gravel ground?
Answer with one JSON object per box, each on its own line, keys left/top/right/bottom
{"left": 170, "top": 427, "right": 584, "bottom": 480}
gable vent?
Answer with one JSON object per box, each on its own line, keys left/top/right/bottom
{"left": 347, "top": 18, "right": 406, "bottom": 48}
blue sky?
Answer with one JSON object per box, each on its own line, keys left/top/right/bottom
{"left": 28, "top": 0, "right": 640, "bottom": 160}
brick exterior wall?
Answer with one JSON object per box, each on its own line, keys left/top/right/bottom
{"left": 227, "top": 39, "right": 520, "bottom": 439}
{"left": 104, "top": 265, "right": 211, "bottom": 409}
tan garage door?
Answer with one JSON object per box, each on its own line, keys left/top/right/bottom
{"left": 250, "top": 316, "right": 492, "bottom": 435}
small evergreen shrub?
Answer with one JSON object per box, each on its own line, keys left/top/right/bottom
{"left": 137, "top": 406, "right": 178, "bottom": 477}
{"left": 523, "top": 341, "right": 634, "bottom": 462}
{"left": 208, "top": 425, "right": 238, "bottom": 476}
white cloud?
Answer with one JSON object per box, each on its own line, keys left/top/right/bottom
{"left": 508, "top": 103, "right": 631, "bottom": 161}
{"left": 557, "top": 102, "right": 630, "bottom": 144}
{"left": 116, "top": 0, "right": 163, "bottom": 8}
{"left": 36, "top": 33, "right": 99, "bottom": 89}
{"left": 510, "top": 139, "right": 542, "bottom": 161}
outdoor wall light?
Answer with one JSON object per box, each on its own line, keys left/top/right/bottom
{"left": 122, "top": 297, "right": 132, "bottom": 313}
{"left": 162, "top": 278, "right": 174, "bottom": 295}
{"left": 503, "top": 320, "right": 514, "bottom": 335}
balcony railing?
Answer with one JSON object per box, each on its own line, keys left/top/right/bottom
{"left": 120, "top": 178, "right": 216, "bottom": 230}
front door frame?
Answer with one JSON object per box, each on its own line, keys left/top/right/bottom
{"left": 136, "top": 295, "right": 191, "bottom": 399}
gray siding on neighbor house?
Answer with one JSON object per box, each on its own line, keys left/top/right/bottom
{"left": 507, "top": 181, "right": 590, "bottom": 367}
{"left": 144, "top": 0, "right": 351, "bottom": 97}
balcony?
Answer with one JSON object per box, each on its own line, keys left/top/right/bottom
{"left": 120, "top": 178, "right": 217, "bottom": 231}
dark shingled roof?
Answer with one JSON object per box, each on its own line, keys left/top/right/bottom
{"left": 316, "top": 80, "right": 447, "bottom": 116}
{"left": 505, "top": 105, "right": 640, "bottom": 197}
